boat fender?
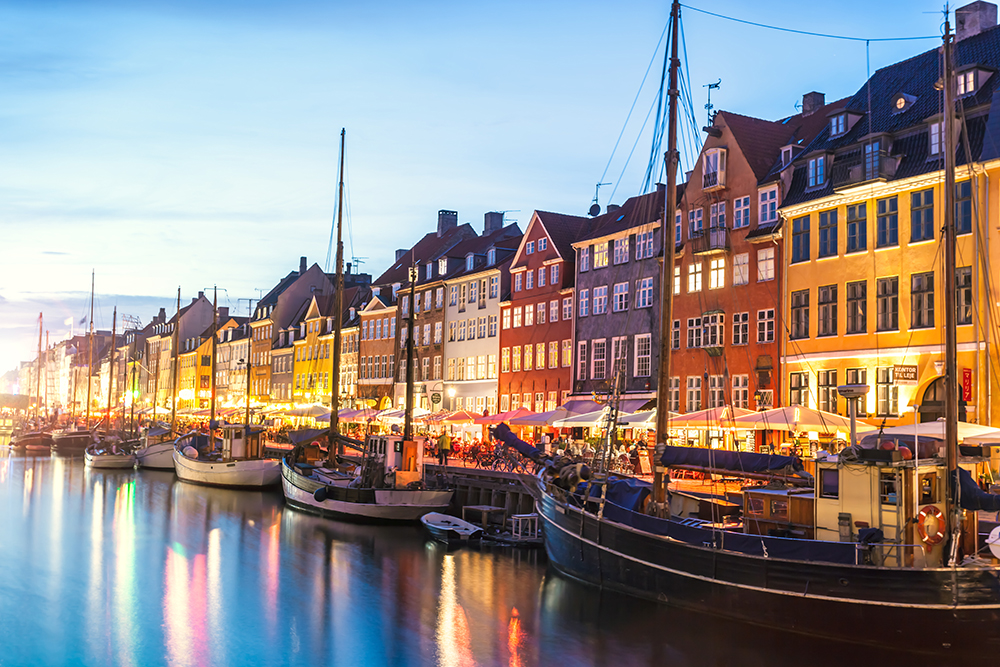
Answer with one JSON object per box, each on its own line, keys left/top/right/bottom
{"left": 314, "top": 486, "right": 329, "bottom": 502}
{"left": 183, "top": 445, "right": 199, "bottom": 460}
{"left": 917, "top": 505, "right": 946, "bottom": 547}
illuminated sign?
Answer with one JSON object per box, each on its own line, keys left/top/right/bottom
{"left": 893, "top": 364, "right": 918, "bottom": 385}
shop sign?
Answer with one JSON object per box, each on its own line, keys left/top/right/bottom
{"left": 963, "top": 368, "right": 973, "bottom": 401}
{"left": 893, "top": 364, "right": 918, "bottom": 385}
{"left": 430, "top": 392, "right": 442, "bottom": 405}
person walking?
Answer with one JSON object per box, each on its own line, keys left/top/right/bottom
{"left": 437, "top": 431, "right": 452, "bottom": 466}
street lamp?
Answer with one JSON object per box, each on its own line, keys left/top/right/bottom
{"left": 447, "top": 387, "right": 456, "bottom": 411}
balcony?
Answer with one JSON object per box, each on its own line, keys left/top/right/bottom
{"left": 702, "top": 170, "right": 726, "bottom": 192}
{"left": 831, "top": 149, "right": 895, "bottom": 191}
{"left": 690, "top": 225, "right": 730, "bottom": 255}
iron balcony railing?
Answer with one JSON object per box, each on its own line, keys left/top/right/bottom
{"left": 831, "top": 149, "right": 894, "bottom": 189}
{"left": 690, "top": 225, "right": 730, "bottom": 255}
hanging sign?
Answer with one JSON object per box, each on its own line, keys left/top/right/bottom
{"left": 963, "top": 368, "right": 973, "bottom": 401}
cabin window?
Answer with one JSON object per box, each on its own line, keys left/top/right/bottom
{"left": 770, "top": 499, "right": 788, "bottom": 520}
{"left": 820, "top": 469, "right": 839, "bottom": 498}
{"left": 879, "top": 474, "right": 899, "bottom": 505}
{"left": 920, "top": 473, "right": 938, "bottom": 504}
{"left": 747, "top": 497, "right": 765, "bottom": 516}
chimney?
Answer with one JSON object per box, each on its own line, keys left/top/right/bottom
{"left": 437, "top": 209, "right": 458, "bottom": 237}
{"left": 607, "top": 204, "right": 620, "bottom": 213}
{"left": 218, "top": 307, "right": 229, "bottom": 320}
{"left": 484, "top": 211, "right": 504, "bottom": 235}
{"left": 346, "top": 262, "right": 352, "bottom": 275}
{"left": 957, "top": 1, "right": 997, "bottom": 40}
{"left": 395, "top": 249, "right": 407, "bottom": 262}
{"left": 802, "top": 91, "right": 825, "bottom": 116}
{"left": 299, "top": 256, "right": 307, "bottom": 274}
{"left": 158, "top": 307, "right": 166, "bottom": 323}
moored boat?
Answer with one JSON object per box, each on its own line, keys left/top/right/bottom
{"left": 84, "top": 441, "right": 137, "bottom": 469}
{"left": 421, "top": 512, "right": 483, "bottom": 545}
{"left": 173, "top": 425, "right": 280, "bottom": 489}
{"left": 134, "top": 424, "right": 176, "bottom": 469}
{"left": 51, "top": 428, "right": 94, "bottom": 452}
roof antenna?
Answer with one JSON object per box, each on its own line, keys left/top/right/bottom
{"left": 704, "top": 79, "right": 721, "bottom": 127}
{"left": 590, "top": 182, "right": 611, "bottom": 217}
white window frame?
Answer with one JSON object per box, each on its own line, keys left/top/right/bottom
{"left": 634, "top": 333, "right": 652, "bottom": 378}
{"left": 759, "top": 186, "right": 778, "bottom": 225}
{"left": 757, "top": 247, "right": 775, "bottom": 282}
{"left": 733, "top": 252, "right": 749, "bottom": 286}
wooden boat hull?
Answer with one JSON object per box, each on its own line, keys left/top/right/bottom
{"left": 421, "top": 512, "right": 483, "bottom": 545}
{"left": 537, "top": 491, "right": 1000, "bottom": 655}
{"left": 51, "top": 431, "right": 93, "bottom": 451}
{"left": 281, "top": 459, "right": 453, "bottom": 522}
{"left": 173, "top": 449, "right": 281, "bottom": 488}
{"left": 134, "top": 441, "right": 176, "bottom": 470}
{"left": 12, "top": 432, "right": 53, "bottom": 451}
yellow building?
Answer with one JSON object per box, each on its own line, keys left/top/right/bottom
{"left": 780, "top": 25, "right": 1000, "bottom": 429}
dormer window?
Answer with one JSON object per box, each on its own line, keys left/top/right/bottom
{"left": 958, "top": 70, "right": 975, "bottom": 96}
{"left": 487, "top": 248, "right": 496, "bottom": 265}
{"left": 807, "top": 156, "right": 826, "bottom": 188}
{"left": 928, "top": 120, "right": 943, "bottom": 156}
{"left": 703, "top": 147, "right": 726, "bottom": 190}
{"left": 438, "top": 257, "right": 448, "bottom": 275}
{"left": 392, "top": 283, "right": 401, "bottom": 297}
{"left": 465, "top": 254, "right": 475, "bottom": 271}
{"left": 425, "top": 263, "right": 433, "bottom": 280}
{"left": 830, "top": 114, "right": 847, "bottom": 137}
{"left": 525, "top": 241, "right": 535, "bottom": 255}
{"left": 781, "top": 147, "right": 792, "bottom": 166}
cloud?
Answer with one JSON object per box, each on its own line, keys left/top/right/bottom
{"left": 41, "top": 251, "right": 69, "bottom": 256}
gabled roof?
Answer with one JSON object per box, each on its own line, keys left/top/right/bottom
{"left": 577, "top": 188, "right": 665, "bottom": 243}
{"left": 511, "top": 210, "right": 593, "bottom": 268}
{"left": 373, "top": 223, "right": 478, "bottom": 287}
{"left": 439, "top": 223, "right": 523, "bottom": 281}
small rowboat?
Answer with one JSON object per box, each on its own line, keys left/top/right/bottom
{"left": 84, "top": 442, "right": 137, "bottom": 469}
{"left": 421, "top": 512, "right": 483, "bottom": 545}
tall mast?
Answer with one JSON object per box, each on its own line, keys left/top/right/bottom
{"left": 44, "top": 329, "right": 49, "bottom": 418}
{"left": 129, "top": 332, "right": 137, "bottom": 436}
{"left": 942, "top": 14, "right": 961, "bottom": 562}
{"left": 170, "top": 288, "right": 181, "bottom": 433}
{"left": 35, "top": 313, "right": 42, "bottom": 422}
{"left": 403, "top": 260, "right": 417, "bottom": 442}
{"left": 210, "top": 287, "right": 218, "bottom": 429}
{"left": 331, "top": 128, "right": 346, "bottom": 446}
{"left": 106, "top": 307, "right": 117, "bottom": 432}
{"left": 86, "top": 271, "right": 94, "bottom": 428}
{"left": 653, "top": 0, "right": 681, "bottom": 507}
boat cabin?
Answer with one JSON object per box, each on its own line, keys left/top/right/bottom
{"left": 221, "top": 425, "right": 262, "bottom": 461}
{"left": 365, "top": 434, "right": 423, "bottom": 489}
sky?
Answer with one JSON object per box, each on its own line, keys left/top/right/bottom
{"left": 0, "top": 0, "right": 951, "bottom": 374}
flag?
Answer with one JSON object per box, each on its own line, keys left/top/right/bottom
{"left": 78, "top": 316, "right": 87, "bottom": 325}
{"left": 64, "top": 317, "right": 73, "bottom": 326}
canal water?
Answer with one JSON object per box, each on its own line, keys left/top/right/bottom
{"left": 0, "top": 453, "right": 905, "bottom": 667}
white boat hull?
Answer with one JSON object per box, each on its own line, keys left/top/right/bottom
{"left": 85, "top": 450, "right": 137, "bottom": 469}
{"left": 173, "top": 449, "right": 281, "bottom": 488}
{"left": 135, "top": 441, "right": 177, "bottom": 470}
{"left": 281, "top": 459, "right": 453, "bottom": 522}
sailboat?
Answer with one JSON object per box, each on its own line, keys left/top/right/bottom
{"left": 11, "top": 313, "right": 54, "bottom": 452}
{"left": 281, "top": 129, "right": 454, "bottom": 521}
{"left": 505, "top": 3, "right": 1000, "bottom": 654}
{"left": 53, "top": 275, "right": 97, "bottom": 453}
{"left": 172, "top": 287, "right": 281, "bottom": 488}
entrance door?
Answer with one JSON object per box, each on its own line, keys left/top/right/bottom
{"left": 920, "top": 377, "right": 945, "bottom": 423}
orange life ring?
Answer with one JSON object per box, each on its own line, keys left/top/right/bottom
{"left": 917, "top": 505, "right": 946, "bottom": 546}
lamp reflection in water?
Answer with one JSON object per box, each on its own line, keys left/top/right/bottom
{"left": 164, "top": 542, "right": 209, "bottom": 667}
{"left": 507, "top": 607, "right": 524, "bottom": 667}
{"left": 262, "top": 520, "right": 281, "bottom": 640}
{"left": 112, "top": 480, "right": 138, "bottom": 667}
{"left": 22, "top": 465, "right": 33, "bottom": 516}
{"left": 436, "top": 555, "right": 474, "bottom": 667}
{"left": 86, "top": 478, "right": 105, "bottom": 662}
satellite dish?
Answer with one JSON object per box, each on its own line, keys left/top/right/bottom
{"left": 987, "top": 526, "right": 1000, "bottom": 559}
{"left": 589, "top": 203, "right": 601, "bottom": 217}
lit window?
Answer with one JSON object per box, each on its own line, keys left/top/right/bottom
{"left": 687, "top": 263, "right": 703, "bottom": 293}
{"left": 594, "top": 242, "right": 609, "bottom": 268}
{"left": 709, "top": 258, "right": 725, "bottom": 289}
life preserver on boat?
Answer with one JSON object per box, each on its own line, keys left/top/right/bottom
{"left": 917, "top": 505, "right": 946, "bottom": 545}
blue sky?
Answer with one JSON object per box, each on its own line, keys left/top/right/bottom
{"left": 0, "top": 0, "right": 946, "bottom": 374}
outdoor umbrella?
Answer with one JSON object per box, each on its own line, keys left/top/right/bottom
{"left": 878, "top": 418, "right": 998, "bottom": 442}
{"left": 670, "top": 406, "right": 753, "bottom": 429}
{"left": 733, "top": 405, "right": 876, "bottom": 433}
{"left": 509, "top": 407, "right": 574, "bottom": 427}
{"left": 443, "top": 409, "right": 480, "bottom": 424}
{"left": 551, "top": 408, "right": 626, "bottom": 428}
{"left": 474, "top": 407, "right": 535, "bottom": 425}
{"left": 618, "top": 409, "right": 682, "bottom": 426}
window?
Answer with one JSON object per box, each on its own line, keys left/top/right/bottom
{"left": 449, "top": 285, "right": 458, "bottom": 306}
{"left": 502, "top": 309, "right": 510, "bottom": 330}
{"left": 563, "top": 297, "right": 572, "bottom": 320}
{"left": 818, "top": 210, "right": 837, "bottom": 258}
{"left": 709, "top": 258, "right": 725, "bottom": 289}
{"left": 580, "top": 247, "right": 590, "bottom": 272}
{"left": 579, "top": 289, "right": 589, "bottom": 317}
{"left": 909, "top": 189, "right": 934, "bottom": 243}
{"left": 535, "top": 343, "right": 545, "bottom": 371}
{"left": 957, "top": 267, "right": 973, "bottom": 325}
{"left": 789, "top": 372, "right": 809, "bottom": 406}
{"left": 422, "top": 324, "right": 430, "bottom": 346}
{"left": 514, "top": 273, "right": 522, "bottom": 292}
{"left": 686, "top": 376, "right": 702, "bottom": 412}
{"left": 957, "top": 69, "right": 975, "bottom": 96}
{"left": 524, "top": 305, "right": 534, "bottom": 326}
{"left": 791, "top": 216, "right": 810, "bottom": 263}
{"left": 668, "top": 377, "right": 680, "bottom": 412}
{"left": 757, "top": 309, "right": 775, "bottom": 343}
{"left": 733, "top": 253, "right": 749, "bottom": 285}
{"left": 818, "top": 285, "right": 837, "bottom": 337}
{"left": 538, "top": 238, "right": 547, "bottom": 251}
{"left": 672, "top": 319, "right": 680, "bottom": 350}
{"left": 703, "top": 147, "right": 726, "bottom": 188}
{"left": 877, "top": 367, "right": 898, "bottom": 417}
{"left": 636, "top": 231, "right": 654, "bottom": 259}
{"left": 864, "top": 140, "right": 881, "bottom": 180}
{"left": 562, "top": 340, "right": 572, "bottom": 367}
{"left": 911, "top": 272, "right": 934, "bottom": 328}
{"left": 523, "top": 346, "right": 532, "bottom": 371}
{"left": 525, "top": 271, "right": 533, "bottom": 290}
{"left": 732, "top": 374, "right": 749, "bottom": 409}
{"left": 759, "top": 187, "right": 778, "bottom": 224}
{"left": 687, "top": 317, "right": 702, "bottom": 349}
{"left": 846, "top": 280, "right": 867, "bottom": 334}
{"left": 705, "top": 374, "right": 725, "bottom": 408}
{"left": 956, "top": 181, "right": 972, "bottom": 234}
{"left": 488, "top": 315, "right": 498, "bottom": 337}
{"left": 928, "top": 121, "right": 943, "bottom": 156}
{"left": 703, "top": 312, "right": 724, "bottom": 347}
{"left": 611, "top": 336, "right": 628, "bottom": 379}
{"left": 577, "top": 341, "right": 587, "bottom": 381}
{"left": 846, "top": 203, "right": 867, "bottom": 253}
{"left": 594, "top": 242, "right": 609, "bottom": 268}
{"left": 593, "top": 286, "right": 608, "bottom": 315}
{"left": 675, "top": 211, "right": 682, "bottom": 246}
{"left": 846, "top": 367, "right": 866, "bottom": 387}
{"left": 478, "top": 317, "right": 487, "bottom": 339}
{"left": 807, "top": 156, "right": 825, "bottom": 187}
{"left": 434, "top": 322, "right": 442, "bottom": 344}
{"left": 525, "top": 240, "right": 535, "bottom": 255}
{"left": 537, "top": 267, "right": 546, "bottom": 287}
{"left": 512, "top": 308, "right": 522, "bottom": 328}
{"left": 436, "top": 287, "right": 443, "bottom": 308}
{"left": 733, "top": 196, "right": 750, "bottom": 229}
{"left": 688, "top": 208, "right": 704, "bottom": 236}
{"left": 591, "top": 339, "right": 607, "bottom": 380}
{"left": 636, "top": 277, "right": 654, "bottom": 308}
{"left": 791, "top": 290, "right": 809, "bottom": 340}
{"left": 612, "top": 283, "right": 629, "bottom": 311}
{"left": 673, "top": 265, "right": 681, "bottom": 295}
{"left": 876, "top": 196, "right": 898, "bottom": 247}
{"left": 613, "top": 238, "right": 629, "bottom": 265}
{"left": 710, "top": 201, "right": 726, "bottom": 229}
{"left": 512, "top": 346, "right": 521, "bottom": 372}
{"left": 875, "top": 277, "right": 897, "bottom": 331}
{"left": 733, "top": 312, "right": 749, "bottom": 345}
{"left": 434, "top": 356, "right": 442, "bottom": 380}
{"left": 688, "top": 263, "right": 703, "bottom": 292}
{"left": 757, "top": 247, "right": 774, "bottom": 281}
{"left": 550, "top": 300, "right": 559, "bottom": 323}
{"left": 548, "top": 341, "right": 558, "bottom": 369}
{"left": 413, "top": 294, "right": 420, "bottom": 314}
{"left": 536, "top": 302, "right": 545, "bottom": 325}
{"left": 490, "top": 275, "right": 499, "bottom": 298}
{"left": 401, "top": 295, "right": 409, "bottom": 316}
{"left": 818, "top": 370, "right": 838, "bottom": 414}
{"left": 501, "top": 348, "right": 510, "bottom": 373}
{"left": 830, "top": 113, "right": 847, "bottom": 137}
{"left": 635, "top": 334, "right": 652, "bottom": 377}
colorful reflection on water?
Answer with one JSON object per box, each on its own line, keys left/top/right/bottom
{"left": 0, "top": 452, "right": 906, "bottom": 667}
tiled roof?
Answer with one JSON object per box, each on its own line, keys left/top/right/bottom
{"left": 722, "top": 111, "right": 801, "bottom": 182}
{"left": 438, "top": 223, "right": 523, "bottom": 282}
{"left": 534, "top": 210, "right": 594, "bottom": 260}
{"left": 373, "top": 224, "right": 478, "bottom": 287}
{"left": 584, "top": 188, "right": 665, "bottom": 241}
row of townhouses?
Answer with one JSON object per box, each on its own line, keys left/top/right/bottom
{"left": 15, "top": 2, "right": 1000, "bottom": 438}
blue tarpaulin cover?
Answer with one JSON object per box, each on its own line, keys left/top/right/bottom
{"left": 288, "top": 428, "right": 328, "bottom": 445}
{"left": 493, "top": 423, "right": 543, "bottom": 460}
{"left": 956, "top": 466, "right": 1000, "bottom": 511}
{"left": 660, "top": 445, "right": 799, "bottom": 474}
{"left": 576, "top": 477, "right": 652, "bottom": 512}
